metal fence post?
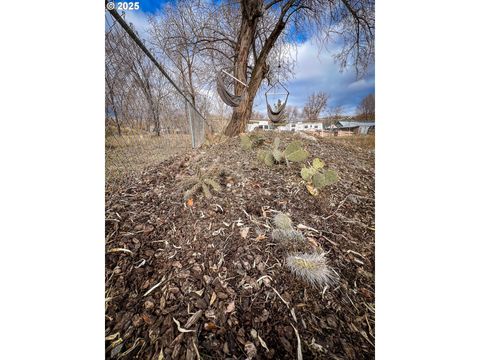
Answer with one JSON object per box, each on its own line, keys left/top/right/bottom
{"left": 186, "top": 99, "right": 195, "bottom": 149}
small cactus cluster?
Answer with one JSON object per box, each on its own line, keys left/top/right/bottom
{"left": 257, "top": 137, "right": 309, "bottom": 166}
{"left": 286, "top": 253, "right": 336, "bottom": 287}
{"left": 240, "top": 133, "right": 265, "bottom": 150}
{"left": 301, "top": 157, "right": 338, "bottom": 195}
{"left": 179, "top": 168, "right": 222, "bottom": 201}
{"left": 271, "top": 212, "right": 337, "bottom": 288}
{"left": 271, "top": 212, "right": 306, "bottom": 250}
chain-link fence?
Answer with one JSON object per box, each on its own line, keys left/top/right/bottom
{"left": 105, "top": 9, "right": 205, "bottom": 184}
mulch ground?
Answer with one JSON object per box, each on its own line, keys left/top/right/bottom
{"left": 105, "top": 131, "right": 375, "bottom": 359}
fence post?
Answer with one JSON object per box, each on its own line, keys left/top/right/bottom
{"left": 186, "top": 99, "right": 195, "bottom": 149}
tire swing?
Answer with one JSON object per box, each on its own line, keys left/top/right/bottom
{"left": 216, "top": 69, "right": 247, "bottom": 107}
{"left": 265, "top": 80, "right": 289, "bottom": 124}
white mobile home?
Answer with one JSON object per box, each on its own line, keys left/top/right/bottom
{"left": 247, "top": 120, "right": 323, "bottom": 132}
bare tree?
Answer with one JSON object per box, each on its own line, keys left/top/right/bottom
{"left": 304, "top": 91, "right": 329, "bottom": 121}
{"left": 105, "top": 60, "right": 123, "bottom": 136}
{"left": 181, "top": 0, "right": 375, "bottom": 136}
{"left": 357, "top": 93, "right": 375, "bottom": 121}
{"left": 107, "top": 19, "right": 173, "bottom": 135}
{"left": 323, "top": 105, "right": 344, "bottom": 127}
{"left": 283, "top": 105, "right": 300, "bottom": 122}
{"left": 149, "top": 1, "right": 206, "bottom": 108}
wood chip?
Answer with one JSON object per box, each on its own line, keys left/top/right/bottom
{"left": 107, "top": 248, "right": 133, "bottom": 255}
{"left": 185, "top": 310, "right": 203, "bottom": 329}
{"left": 225, "top": 301, "right": 235, "bottom": 313}
{"left": 210, "top": 291, "right": 217, "bottom": 305}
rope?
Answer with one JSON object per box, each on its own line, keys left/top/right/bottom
{"left": 216, "top": 71, "right": 244, "bottom": 107}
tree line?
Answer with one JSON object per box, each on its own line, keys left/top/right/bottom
{"left": 106, "top": 0, "right": 374, "bottom": 136}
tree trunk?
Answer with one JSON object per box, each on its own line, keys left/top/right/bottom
{"left": 112, "top": 106, "right": 121, "bottom": 136}
{"left": 223, "top": 0, "right": 289, "bottom": 137}
{"left": 224, "top": 66, "right": 264, "bottom": 136}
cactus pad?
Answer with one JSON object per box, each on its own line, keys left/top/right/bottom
{"left": 312, "top": 158, "right": 325, "bottom": 170}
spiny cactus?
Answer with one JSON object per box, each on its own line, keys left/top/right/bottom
{"left": 257, "top": 137, "right": 309, "bottom": 166}
{"left": 312, "top": 169, "right": 338, "bottom": 189}
{"left": 301, "top": 158, "right": 338, "bottom": 194}
{"left": 272, "top": 229, "right": 306, "bottom": 249}
{"left": 286, "top": 253, "right": 337, "bottom": 287}
{"left": 272, "top": 229, "right": 305, "bottom": 242}
{"left": 301, "top": 158, "right": 325, "bottom": 181}
{"left": 180, "top": 168, "right": 222, "bottom": 201}
{"left": 273, "top": 213, "right": 293, "bottom": 230}
{"left": 271, "top": 213, "right": 308, "bottom": 252}
{"left": 240, "top": 134, "right": 265, "bottom": 150}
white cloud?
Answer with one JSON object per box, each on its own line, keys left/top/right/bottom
{"left": 123, "top": 10, "right": 152, "bottom": 40}
{"left": 106, "top": 11, "right": 374, "bottom": 117}
{"left": 273, "top": 37, "right": 375, "bottom": 115}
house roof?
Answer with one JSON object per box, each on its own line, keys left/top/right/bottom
{"left": 337, "top": 121, "right": 375, "bottom": 128}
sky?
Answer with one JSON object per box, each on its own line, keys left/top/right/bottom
{"left": 113, "top": 0, "right": 375, "bottom": 116}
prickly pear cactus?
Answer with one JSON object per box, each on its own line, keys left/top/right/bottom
{"left": 324, "top": 169, "right": 338, "bottom": 185}
{"left": 241, "top": 134, "right": 264, "bottom": 150}
{"left": 272, "top": 149, "right": 284, "bottom": 162}
{"left": 312, "top": 172, "right": 327, "bottom": 189}
{"left": 301, "top": 158, "right": 324, "bottom": 181}
{"left": 240, "top": 134, "right": 253, "bottom": 150}
{"left": 264, "top": 152, "right": 275, "bottom": 166}
{"left": 273, "top": 137, "right": 281, "bottom": 150}
{"left": 301, "top": 166, "right": 316, "bottom": 181}
{"left": 257, "top": 137, "right": 309, "bottom": 167}
{"left": 300, "top": 157, "right": 338, "bottom": 195}
{"left": 284, "top": 141, "right": 309, "bottom": 163}
{"left": 312, "top": 158, "right": 324, "bottom": 170}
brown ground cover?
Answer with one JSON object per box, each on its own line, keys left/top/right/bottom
{"left": 105, "top": 131, "right": 375, "bottom": 359}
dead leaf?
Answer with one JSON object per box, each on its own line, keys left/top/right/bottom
{"left": 306, "top": 184, "right": 319, "bottom": 196}
{"left": 240, "top": 227, "right": 250, "bottom": 239}
{"left": 187, "top": 198, "right": 194, "bottom": 207}
{"left": 225, "top": 301, "right": 235, "bottom": 313}
{"left": 255, "top": 233, "right": 266, "bottom": 241}
{"left": 105, "top": 332, "right": 120, "bottom": 341}
{"left": 307, "top": 237, "right": 319, "bottom": 248}
{"left": 193, "top": 288, "right": 204, "bottom": 297}
{"left": 205, "top": 309, "right": 216, "bottom": 320}
{"left": 204, "top": 322, "right": 218, "bottom": 331}
{"left": 209, "top": 292, "right": 217, "bottom": 306}
{"left": 185, "top": 310, "right": 203, "bottom": 329}
{"left": 244, "top": 341, "right": 257, "bottom": 359}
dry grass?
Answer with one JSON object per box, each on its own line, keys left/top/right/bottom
{"left": 323, "top": 134, "right": 375, "bottom": 150}
{"left": 105, "top": 132, "right": 192, "bottom": 182}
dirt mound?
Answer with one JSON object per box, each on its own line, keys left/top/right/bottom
{"left": 105, "top": 132, "right": 375, "bottom": 359}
